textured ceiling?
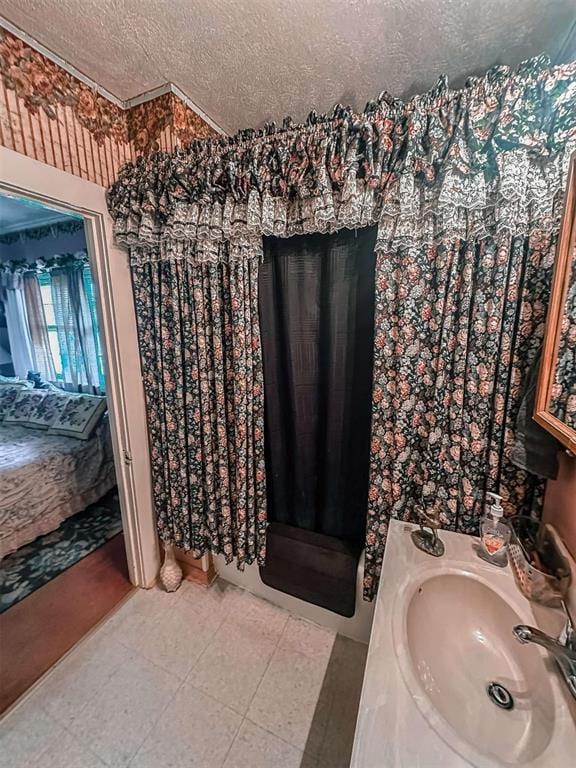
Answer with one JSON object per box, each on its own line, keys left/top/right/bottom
{"left": 1, "top": 0, "right": 575, "bottom": 134}
{"left": 0, "top": 194, "right": 74, "bottom": 235}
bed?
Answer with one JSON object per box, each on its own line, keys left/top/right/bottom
{"left": 0, "top": 417, "right": 116, "bottom": 559}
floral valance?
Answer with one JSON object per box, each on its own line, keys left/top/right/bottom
{"left": 107, "top": 55, "right": 576, "bottom": 261}
{"left": 0, "top": 219, "right": 84, "bottom": 245}
{"left": 0, "top": 251, "right": 89, "bottom": 286}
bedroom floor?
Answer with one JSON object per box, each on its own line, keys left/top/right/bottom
{"left": 0, "top": 579, "right": 367, "bottom": 768}
{"left": 0, "top": 534, "right": 132, "bottom": 714}
{"left": 1, "top": 488, "right": 122, "bottom": 613}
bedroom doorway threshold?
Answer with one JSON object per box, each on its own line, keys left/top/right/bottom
{"left": 0, "top": 146, "right": 160, "bottom": 591}
{"left": 0, "top": 534, "right": 134, "bottom": 715}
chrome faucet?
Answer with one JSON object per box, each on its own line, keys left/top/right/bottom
{"left": 513, "top": 606, "right": 576, "bottom": 700}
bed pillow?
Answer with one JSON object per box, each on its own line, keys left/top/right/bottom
{"left": 25, "top": 391, "right": 72, "bottom": 430}
{"left": 0, "top": 384, "right": 24, "bottom": 421}
{"left": 0, "top": 376, "right": 33, "bottom": 388}
{"left": 48, "top": 394, "right": 107, "bottom": 440}
{"left": 3, "top": 389, "right": 48, "bottom": 428}
{"left": 26, "top": 370, "right": 61, "bottom": 391}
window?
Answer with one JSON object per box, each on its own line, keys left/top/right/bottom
{"left": 38, "top": 267, "right": 106, "bottom": 390}
{"left": 38, "top": 275, "right": 63, "bottom": 378}
{"left": 82, "top": 265, "right": 106, "bottom": 389}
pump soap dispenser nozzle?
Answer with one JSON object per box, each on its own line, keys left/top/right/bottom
{"left": 486, "top": 492, "right": 504, "bottom": 517}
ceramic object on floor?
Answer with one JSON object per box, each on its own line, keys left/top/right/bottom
{"left": 160, "top": 543, "right": 183, "bottom": 592}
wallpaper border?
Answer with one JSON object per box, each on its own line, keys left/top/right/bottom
{"left": 0, "top": 27, "right": 218, "bottom": 188}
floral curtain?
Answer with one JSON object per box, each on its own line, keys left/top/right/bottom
{"left": 107, "top": 55, "right": 576, "bottom": 596}
{"left": 364, "top": 227, "right": 559, "bottom": 597}
{"left": 131, "top": 250, "right": 267, "bottom": 566}
{"left": 108, "top": 56, "right": 575, "bottom": 256}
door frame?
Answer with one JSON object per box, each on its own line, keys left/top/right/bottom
{"left": 0, "top": 145, "right": 160, "bottom": 587}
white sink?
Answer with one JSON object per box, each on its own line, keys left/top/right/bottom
{"left": 394, "top": 570, "right": 555, "bottom": 766}
{"left": 350, "top": 521, "right": 576, "bottom": 768}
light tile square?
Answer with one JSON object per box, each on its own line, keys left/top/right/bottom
{"left": 279, "top": 617, "right": 335, "bottom": 660}
{"left": 189, "top": 612, "right": 278, "bottom": 715}
{"left": 247, "top": 646, "right": 331, "bottom": 751}
{"left": 116, "top": 594, "right": 222, "bottom": 679}
{"left": 227, "top": 591, "right": 289, "bottom": 644}
{"left": 102, "top": 586, "right": 182, "bottom": 645}
{"left": 68, "top": 652, "right": 179, "bottom": 767}
{"left": 30, "top": 630, "right": 132, "bottom": 727}
{"left": 33, "top": 729, "right": 106, "bottom": 768}
{"left": 0, "top": 698, "right": 63, "bottom": 768}
{"left": 223, "top": 719, "right": 303, "bottom": 768}
{"left": 130, "top": 683, "right": 241, "bottom": 768}
{"left": 178, "top": 578, "right": 243, "bottom": 625}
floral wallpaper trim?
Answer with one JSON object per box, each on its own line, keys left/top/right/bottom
{"left": 0, "top": 27, "right": 218, "bottom": 187}
{"left": 0, "top": 30, "right": 127, "bottom": 143}
{"left": 127, "top": 93, "right": 216, "bottom": 156}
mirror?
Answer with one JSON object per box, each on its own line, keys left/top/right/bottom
{"left": 535, "top": 153, "right": 576, "bottom": 455}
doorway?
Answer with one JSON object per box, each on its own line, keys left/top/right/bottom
{"left": 0, "top": 195, "right": 124, "bottom": 615}
{"left": 0, "top": 146, "right": 159, "bottom": 713}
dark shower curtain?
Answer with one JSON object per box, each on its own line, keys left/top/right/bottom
{"left": 259, "top": 226, "right": 377, "bottom": 545}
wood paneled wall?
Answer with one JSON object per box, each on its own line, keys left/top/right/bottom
{"left": 543, "top": 451, "right": 576, "bottom": 559}
{"left": 0, "top": 27, "right": 217, "bottom": 188}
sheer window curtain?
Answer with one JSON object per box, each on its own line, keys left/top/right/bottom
{"left": 0, "top": 274, "right": 34, "bottom": 379}
{"left": 50, "top": 266, "right": 99, "bottom": 388}
{"left": 22, "top": 272, "right": 56, "bottom": 381}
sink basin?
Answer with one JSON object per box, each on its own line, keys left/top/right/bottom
{"left": 395, "top": 570, "right": 556, "bottom": 767}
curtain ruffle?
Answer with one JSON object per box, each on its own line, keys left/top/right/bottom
{"left": 107, "top": 56, "right": 576, "bottom": 261}
{"left": 126, "top": 237, "right": 264, "bottom": 266}
{"left": 376, "top": 143, "right": 576, "bottom": 251}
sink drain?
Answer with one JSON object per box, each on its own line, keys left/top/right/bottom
{"left": 486, "top": 682, "right": 514, "bottom": 711}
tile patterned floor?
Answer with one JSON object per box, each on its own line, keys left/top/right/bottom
{"left": 0, "top": 579, "right": 367, "bottom": 768}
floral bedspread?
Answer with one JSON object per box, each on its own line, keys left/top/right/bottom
{"left": 0, "top": 419, "right": 116, "bottom": 559}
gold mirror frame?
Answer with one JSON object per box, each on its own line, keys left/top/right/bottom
{"left": 534, "top": 152, "right": 576, "bottom": 455}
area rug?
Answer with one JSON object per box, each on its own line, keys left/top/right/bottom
{"left": 0, "top": 488, "right": 122, "bottom": 614}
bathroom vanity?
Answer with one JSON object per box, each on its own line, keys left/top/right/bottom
{"left": 351, "top": 520, "right": 576, "bottom": 767}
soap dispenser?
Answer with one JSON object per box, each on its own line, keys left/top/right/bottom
{"left": 478, "top": 492, "right": 510, "bottom": 567}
